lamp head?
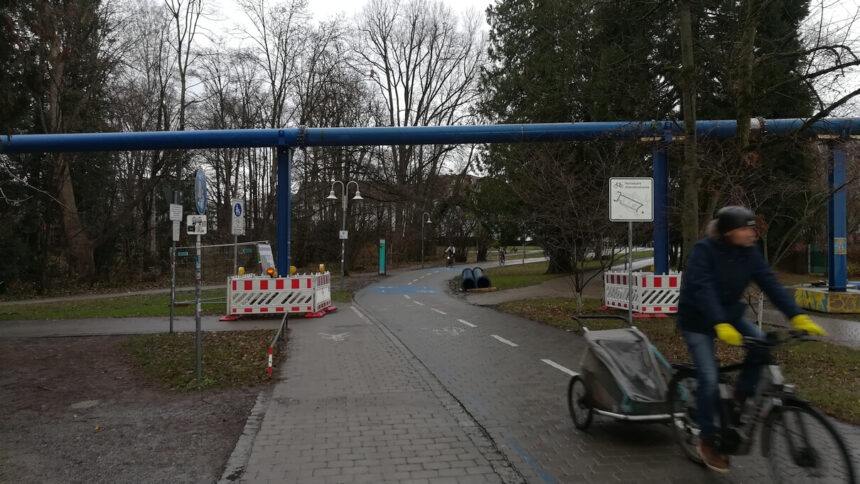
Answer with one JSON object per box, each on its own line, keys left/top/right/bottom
{"left": 326, "top": 190, "right": 337, "bottom": 200}
{"left": 352, "top": 190, "right": 363, "bottom": 201}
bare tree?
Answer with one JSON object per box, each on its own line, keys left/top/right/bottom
{"left": 164, "top": 0, "right": 203, "bottom": 135}
{"left": 111, "top": 0, "right": 179, "bottom": 267}
{"left": 354, "top": 0, "right": 484, "bottom": 258}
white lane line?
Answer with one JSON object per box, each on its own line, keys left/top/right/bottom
{"left": 490, "top": 334, "right": 518, "bottom": 347}
{"left": 404, "top": 295, "right": 411, "bottom": 300}
{"left": 431, "top": 308, "right": 447, "bottom": 315}
{"left": 413, "top": 301, "right": 425, "bottom": 306}
{"left": 457, "top": 319, "right": 477, "bottom": 328}
{"left": 541, "top": 359, "right": 578, "bottom": 377}
{"left": 350, "top": 306, "right": 373, "bottom": 325}
{"left": 412, "top": 279, "right": 419, "bottom": 283}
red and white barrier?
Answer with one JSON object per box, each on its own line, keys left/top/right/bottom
{"left": 224, "top": 272, "right": 335, "bottom": 319}
{"left": 604, "top": 272, "right": 681, "bottom": 314}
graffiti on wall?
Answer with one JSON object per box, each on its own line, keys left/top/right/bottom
{"left": 794, "top": 289, "right": 860, "bottom": 313}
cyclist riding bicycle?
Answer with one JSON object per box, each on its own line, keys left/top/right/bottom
{"left": 677, "top": 205, "right": 826, "bottom": 474}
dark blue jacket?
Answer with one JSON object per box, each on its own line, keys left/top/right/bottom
{"left": 677, "top": 236, "right": 803, "bottom": 335}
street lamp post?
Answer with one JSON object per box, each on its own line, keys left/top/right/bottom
{"left": 327, "top": 180, "right": 362, "bottom": 292}
{"left": 420, "top": 212, "right": 432, "bottom": 268}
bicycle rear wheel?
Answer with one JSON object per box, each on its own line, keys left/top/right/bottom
{"left": 666, "top": 371, "right": 703, "bottom": 464}
{"left": 762, "top": 399, "right": 856, "bottom": 483}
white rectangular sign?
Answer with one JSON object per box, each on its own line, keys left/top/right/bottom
{"left": 186, "top": 214, "right": 207, "bottom": 235}
{"left": 231, "top": 199, "right": 245, "bottom": 235}
{"left": 169, "top": 203, "right": 183, "bottom": 222}
{"left": 172, "top": 220, "right": 180, "bottom": 242}
{"left": 339, "top": 230, "right": 349, "bottom": 240}
{"left": 609, "top": 177, "right": 653, "bottom": 222}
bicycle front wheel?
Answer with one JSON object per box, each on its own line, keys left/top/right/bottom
{"left": 763, "top": 399, "right": 856, "bottom": 483}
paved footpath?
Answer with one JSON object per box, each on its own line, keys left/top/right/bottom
{"left": 229, "top": 303, "right": 521, "bottom": 483}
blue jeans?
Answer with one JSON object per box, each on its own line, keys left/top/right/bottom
{"left": 681, "top": 319, "right": 767, "bottom": 442}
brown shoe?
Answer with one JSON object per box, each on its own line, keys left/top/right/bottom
{"left": 697, "top": 441, "right": 730, "bottom": 473}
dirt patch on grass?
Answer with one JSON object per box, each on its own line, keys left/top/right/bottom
{"left": 0, "top": 336, "right": 268, "bottom": 483}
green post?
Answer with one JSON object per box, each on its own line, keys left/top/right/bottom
{"left": 379, "top": 239, "right": 386, "bottom": 275}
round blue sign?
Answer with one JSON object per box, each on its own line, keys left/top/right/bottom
{"left": 233, "top": 203, "right": 242, "bottom": 217}
{"left": 194, "top": 170, "right": 207, "bottom": 215}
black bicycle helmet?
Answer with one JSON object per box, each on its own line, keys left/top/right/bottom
{"left": 716, "top": 206, "right": 756, "bottom": 234}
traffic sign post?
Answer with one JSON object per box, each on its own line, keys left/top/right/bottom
{"left": 609, "top": 177, "right": 654, "bottom": 324}
{"left": 167, "top": 202, "right": 183, "bottom": 333}
{"left": 231, "top": 199, "right": 244, "bottom": 274}
{"left": 192, "top": 170, "right": 206, "bottom": 381}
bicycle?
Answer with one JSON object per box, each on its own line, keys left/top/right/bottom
{"left": 666, "top": 330, "right": 856, "bottom": 483}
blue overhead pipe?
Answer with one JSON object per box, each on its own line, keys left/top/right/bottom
{"left": 2, "top": 117, "right": 855, "bottom": 284}
{"left": 2, "top": 118, "right": 857, "bottom": 153}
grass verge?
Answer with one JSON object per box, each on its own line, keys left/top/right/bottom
{"left": 483, "top": 262, "right": 562, "bottom": 290}
{"left": 481, "top": 251, "right": 655, "bottom": 291}
{"left": 497, "top": 297, "right": 859, "bottom": 424}
{"left": 121, "top": 329, "right": 281, "bottom": 390}
{"left": 0, "top": 289, "right": 227, "bottom": 320}
{"left": 331, "top": 291, "right": 353, "bottom": 302}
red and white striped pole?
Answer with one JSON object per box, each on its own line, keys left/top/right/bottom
{"left": 267, "top": 346, "right": 274, "bottom": 376}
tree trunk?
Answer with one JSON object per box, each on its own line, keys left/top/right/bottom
{"left": 45, "top": 33, "right": 95, "bottom": 281}
{"left": 678, "top": 0, "right": 700, "bottom": 268}
{"left": 55, "top": 153, "right": 96, "bottom": 280}
{"left": 734, "top": 0, "right": 764, "bottom": 157}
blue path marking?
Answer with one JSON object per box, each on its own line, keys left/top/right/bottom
{"left": 505, "top": 436, "right": 557, "bottom": 484}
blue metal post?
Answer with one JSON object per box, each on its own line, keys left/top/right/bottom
{"left": 652, "top": 129, "right": 671, "bottom": 275}
{"left": 277, "top": 146, "right": 291, "bottom": 276}
{"left": 827, "top": 146, "right": 847, "bottom": 292}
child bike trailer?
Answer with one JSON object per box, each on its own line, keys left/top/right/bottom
{"left": 568, "top": 315, "right": 672, "bottom": 429}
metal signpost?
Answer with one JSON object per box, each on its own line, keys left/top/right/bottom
{"left": 168, "top": 201, "right": 182, "bottom": 333}
{"left": 231, "top": 198, "right": 245, "bottom": 275}
{"left": 609, "top": 177, "right": 653, "bottom": 324}
{"left": 192, "top": 169, "right": 207, "bottom": 380}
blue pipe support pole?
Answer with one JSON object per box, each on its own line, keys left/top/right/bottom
{"left": 277, "top": 145, "right": 291, "bottom": 277}
{"left": 2, "top": 118, "right": 857, "bottom": 153}
{"left": 827, "top": 146, "right": 848, "bottom": 292}
{"left": 652, "top": 129, "right": 671, "bottom": 275}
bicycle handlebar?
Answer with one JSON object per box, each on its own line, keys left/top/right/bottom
{"left": 742, "top": 329, "right": 809, "bottom": 349}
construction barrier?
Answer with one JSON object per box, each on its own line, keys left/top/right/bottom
{"left": 604, "top": 271, "right": 682, "bottom": 314}
{"left": 224, "top": 272, "right": 334, "bottom": 319}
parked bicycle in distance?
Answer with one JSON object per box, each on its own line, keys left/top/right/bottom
{"left": 666, "top": 330, "right": 856, "bottom": 483}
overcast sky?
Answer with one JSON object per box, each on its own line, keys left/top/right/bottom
{"left": 202, "top": 0, "right": 858, "bottom": 115}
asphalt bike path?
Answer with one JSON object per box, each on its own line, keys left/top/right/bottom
{"left": 354, "top": 265, "right": 860, "bottom": 483}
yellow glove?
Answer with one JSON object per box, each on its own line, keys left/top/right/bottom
{"left": 791, "top": 314, "right": 827, "bottom": 336}
{"left": 715, "top": 323, "right": 743, "bottom": 346}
